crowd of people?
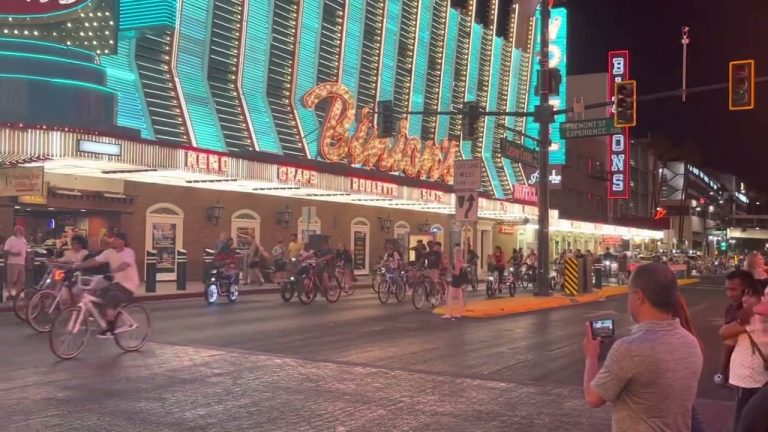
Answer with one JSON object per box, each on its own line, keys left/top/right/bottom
{"left": 582, "top": 252, "right": 768, "bottom": 432}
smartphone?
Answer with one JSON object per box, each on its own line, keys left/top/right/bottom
{"left": 590, "top": 319, "right": 616, "bottom": 340}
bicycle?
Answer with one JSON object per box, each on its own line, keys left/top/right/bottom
{"left": 13, "top": 265, "right": 57, "bottom": 321}
{"left": 411, "top": 270, "right": 443, "bottom": 310}
{"left": 371, "top": 266, "right": 385, "bottom": 293}
{"left": 377, "top": 266, "right": 405, "bottom": 304}
{"left": 519, "top": 263, "right": 536, "bottom": 290}
{"left": 296, "top": 261, "right": 342, "bottom": 305}
{"left": 26, "top": 265, "right": 77, "bottom": 333}
{"left": 49, "top": 272, "right": 150, "bottom": 360}
{"left": 336, "top": 263, "right": 355, "bottom": 296}
{"left": 465, "top": 264, "right": 478, "bottom": 291}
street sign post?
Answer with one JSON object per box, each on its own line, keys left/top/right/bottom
{"left": 559, "top": 117, "right": 622, "bottom": 139}
{"left": 455, "top": 191, "right": 478, "bottom": 222}
{"left": 454, "top": 159, "right": 483, "bottom": 190}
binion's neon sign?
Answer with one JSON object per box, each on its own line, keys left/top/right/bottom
{"left": 0, "top": 0, "right": 92, "bottom": 17}
{"left": 304, "top": 83, "right": 456, "bottom": 184}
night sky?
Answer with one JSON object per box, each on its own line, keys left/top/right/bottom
{"left": 489, "top": 0, "right": 767, "bottom": 189}
{"left": 563, "top": 0, "right": 768, "bottom": 192}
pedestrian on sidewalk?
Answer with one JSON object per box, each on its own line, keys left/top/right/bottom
{"left": 272, "top": 239, "right": 287, "bottom": 284}
{"left": 3, "top": 226, "right": 27, "bottom": 301}
{"left": 582, "top": 263, "right": 703, "bottom": 432}
{"left": 745, "top": 252, "right": 768, "bottom": 295}
{"left": 442, "top": 245, "right": 466, "bottom": 320}
{"left": 716, "top": 270, "right": 749, "bottom": 388}
{"left": 736, "top": 299, "right": 768, "bottom": 432}
{"left": 248, "top": 242, "right": 268, "bottom": 286}
{"left": 719, "top": 278, "right": 768, "bottom": 430}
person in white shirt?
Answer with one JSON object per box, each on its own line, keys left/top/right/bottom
{"left": 51, "top": 235, "right": 89, "bottom": 265}
{"left": 76, "top": 232, "right": 139, "bottom": 338}
{"left": 3, "top": 226, "right": 27, "bottom": 300}
{"left": 719, "top": 280, "right": 768, "bottom": 429}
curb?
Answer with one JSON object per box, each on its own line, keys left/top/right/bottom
{"left": 434, "top": 279, "right": 700, "bottom": 319}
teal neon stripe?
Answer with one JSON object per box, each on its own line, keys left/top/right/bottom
{"left": 120, "top": 0, "right": 177, "bottom": 31}
{"left": 378, "top": 0, "right": 402, "bottom": 102}
{"left": 100, "top": 34, "right": 154, "bottom": 139}
{"left": 340, "top": 0, "right": 365, "bottom": 98}
{"left": 483, "top": 37, "right": 504, "bottom": 198}
{"left": 435, "top": 9, "right": 458, "bottom": 143}
{"left": 461, "top": 22, "right": 483, "bottom": 158}
{"left": 0, "top": 50, "right": 103, "bottom": 70}
{"left": 523, "top": 7, "right": 568, "bottom": 165}
{"left": 0, "top": 74, "right": 114, "bottom": 93}
{"left": 407, "top": 0, "right": 433, "bottom": 137}
{"left": 294, "top": 0, "right": 322, "bottom": 158}
{"left": 0, "top": 0, "right": 94, "bottom": 19}
{"left": 502, "top": 47, "right": 522, "bottom": 185}
{"left": 0, "top": 38, "right": 94, "bottom": 58}
{"left": 242, "top": 0, "right": 280, "bottom": 153}
{"left": 175, "top": 0, "right": 226, "bottom": 151}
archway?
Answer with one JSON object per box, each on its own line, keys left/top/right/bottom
{"left": 146, "top": 203, "right": 184, "bottom": 282}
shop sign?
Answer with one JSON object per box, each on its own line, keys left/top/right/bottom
{"left": 420, "top": 189, "right": 445, "bottom": 204}
{"left": 497, "top": 219, "right": 530, "bottom": 234}
{"left": 0, "top": 166, "right": 44, "bottom": 197}
{"left": 602, "top": 235, "right": 623, "bottom": 246}
{"left": 519, "top": 164, "right": 562, "bottom": 190}
{"left": 607, "top": 50, "right": 630, "bottom": 199}
{"left": 278, "top": 166, "right": 317, "bottom": 187}
{"left": 17, "top": 181, "right": 49, "bottom": 205}
{"left": 304, "top": 83, "right": 456, "bottom": 184}
{"left": 0, "top": 0, "right": 90, "bottom": 17}
{"left": 512, "top": 184, "right": 538, "bottom": 205}
{"left": 185, "top": 151, "right": 230, "bottom": 174}
{"left": 349, "top": 178, "right": 398, "bottom": 197}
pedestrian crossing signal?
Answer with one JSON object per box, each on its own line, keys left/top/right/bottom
{"left": 729, "top": 60, "right": 755, "bottom": 111}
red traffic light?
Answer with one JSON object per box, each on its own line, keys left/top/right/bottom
{"left": 729, "top": 60, "right": 755, "bottom": 111}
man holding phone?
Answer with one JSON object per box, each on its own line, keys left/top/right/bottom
{"left": 582, "top": 263, "right": 703, "bottom": 432}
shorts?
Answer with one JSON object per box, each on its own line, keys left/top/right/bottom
{"left": 97, "top": 283, "right": 134, "bottom": 310}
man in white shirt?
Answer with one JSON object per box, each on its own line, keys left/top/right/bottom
{"left": 3, "top": 226, "right": 27, "bottom": 300}
{"left": 76, "top": 232, "right": 139, "bottom": 338}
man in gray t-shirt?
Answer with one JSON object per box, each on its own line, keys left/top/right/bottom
{"left": 582, "top": 263, "right": 703, "bottom": 432}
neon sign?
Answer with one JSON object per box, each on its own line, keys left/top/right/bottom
{"left": 0, "top": 0, "right": 92, "bottom": 17}
{"left": 278, "top": 166, "right": 317, "bottom": 187}
{"left": 303, "top": 83, "right": 456, "bottom": 184}
{"left": 185, "top": 151, "right": 230, "bottom": 174}
{"left": 607, "top": 50, "right": 630, "bottom": 199}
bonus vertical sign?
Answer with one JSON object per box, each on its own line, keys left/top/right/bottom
{"left": 607, "top": 50, "right": 630, "bottom": 199}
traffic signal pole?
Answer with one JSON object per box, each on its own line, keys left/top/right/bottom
{"left": 534, "top": 1, "right": 552, "bottom": 297}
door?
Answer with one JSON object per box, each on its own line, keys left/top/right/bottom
{"left": 146, "top": 203, "right": 184, "bottom": 282}
{"left": 231, "top": 210, "right": 261, "bottom": 253}
{"left": 351, "top": 217, "right": 370, "bottom": 275}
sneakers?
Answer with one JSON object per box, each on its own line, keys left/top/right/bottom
{"left": 96, "top": 330, "right": 114, "bottom": 339}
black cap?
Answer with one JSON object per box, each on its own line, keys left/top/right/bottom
{"left": 114, "top": 232, "right": 128, "bottom": 243}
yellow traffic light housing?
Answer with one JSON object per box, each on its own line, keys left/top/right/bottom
{"left": 729, "top": 59, "right": 755, "bottom": 111}
{"left": 614, "top": 80, "right": 637, "bottom": 127}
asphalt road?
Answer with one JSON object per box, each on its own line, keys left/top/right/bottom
{"left": 0, "top": 279, "right": 736, "bottom": 431}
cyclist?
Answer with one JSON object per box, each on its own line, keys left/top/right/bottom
{"left": 50, "top": 235, "right": 89, "bottom": 265}
{"left": 74, "top": 232, "right": 139, "bottom": 338}
{"left": 313, "top": 239, "right": 335, "bottom": 291}
{"left": 411, "top": 240, "right": 427, "bottom": 265}
{"left": 491, "top": 246, "right": 506, "bottom": 291}
{"left": 424, "top": 241, "right": 445, "bottom": 292}
{"left": 381, "top": 242, "right": 403, "bottom": 270}
{"left": 525, "top": 248, "right": 538, "bottom": 276}
{"left": 335, "top": 242, "right": 354, "bottom": 289}
{"left": 214, "top": 237, "right": 240, "bottom": 281}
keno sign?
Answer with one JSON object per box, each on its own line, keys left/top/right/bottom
{"left": 0, "top": 0, "right": 91, "bottom": 17}
{"left": 608, "top": 50, "right": 630, "bottom": 199}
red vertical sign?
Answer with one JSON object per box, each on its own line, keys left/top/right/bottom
{"left": 607, "top": 50, "right": 630, "bottom": 199}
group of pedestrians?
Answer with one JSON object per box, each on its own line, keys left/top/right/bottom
{"left": 582, "top": 254, "right": 768, "bottom": 432}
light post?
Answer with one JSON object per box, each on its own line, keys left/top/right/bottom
{"left": 535, "top": 1, "right": 552, "bottom": 296}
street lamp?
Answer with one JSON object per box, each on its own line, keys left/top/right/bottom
{"left": 378, "top": 215, "right": 392, "bottom": 233}
{"left": 418, "top": 219, "right": 431, "bottom": 233}
{"left": 206, "top": 201, "right": 224, "bottom": 226}
{"left": 276, "top": 206, "right": 293, "bottom": 229}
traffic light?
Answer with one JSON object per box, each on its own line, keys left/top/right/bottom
{"left": 462, "top": 101, "right": 481, "bottom": 140}
{"left": 729, "top": 60, "right": 755, "bottom": 111}
{"left": 376, "top": 100, "right": 394, "bottom": 138}
{"left": 614, "top": 80, "right": 637, "bottom": 127}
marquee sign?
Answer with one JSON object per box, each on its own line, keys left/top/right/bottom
{"left": 608, "top": 50, "right": 630, "bottom": 199}
{"left": 304, "top": 83, "right": 456, "bottom": 184}
{"left": 0, "top": 0, "right": 92, "bottom": 17}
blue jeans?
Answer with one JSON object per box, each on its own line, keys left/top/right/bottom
{"left": 690, "top": 404, "right": 705, "bottom": 432}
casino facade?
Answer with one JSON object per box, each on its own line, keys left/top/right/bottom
{"left": 0, "top": 0, "right": 661, "bottom": 285}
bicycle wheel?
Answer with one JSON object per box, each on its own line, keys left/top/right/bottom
{"left": 343, "top": 275, "right": 356, "bottom": 296}
{"left": 394, "top": 280, "right": 406, "bottom": 303}
{"left": 508, "top": 279, "right": 517, "bottom": 297}
{"left": 280, "top": 280, "right": 295, "bottom": 302}
{"left": 485, "top": 279, "right": 495, "bottom": 298}
{"left": 114, "top": 304, "right": 151, "bottom": 352}
{"left": 27, "top": 290, "right": 60, "bottom": 333}
{"left": 372, "top": 273, "right": 381, "bottom": 293}
{"left": 50, "top": 307, "right": 91, "bottom": 360}
{"left": 428, "top": 283, "right": 442, "bottom": 307}
{"left": 469, "top": 271, "right": 478, "bottom": 291}
{"left": 13, "top": 288, "right": 38, "bottom": 321}
{"left": 412, "top": 283, "right": 427, "bottom": 310}
{"left": 298, "top": 278, "right": 317, "bottom": 305}
{"left": 325, "top": 275, "right": 342, "bottom": 304}
{"left": 377, "top": 280, "right": 391, "bottom": 304}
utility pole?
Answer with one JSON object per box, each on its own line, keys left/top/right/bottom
{"left": 535, "top": 1, "right": 552, "bottom": 297}
{"left": 681, "top": 26, "right": 690, "bottom": 102}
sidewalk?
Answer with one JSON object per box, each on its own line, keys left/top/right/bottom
{"left": 433, "top": 279, "right": 700, "bottom": 319}
{"left": 0, "top": 275, "right": 374, "bottom": 311}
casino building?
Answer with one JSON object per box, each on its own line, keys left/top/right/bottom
{"left": 0, "top": 0, "right": 661, "bottom": 287}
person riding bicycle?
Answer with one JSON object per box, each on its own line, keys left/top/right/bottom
{"left": 491, "top": 246, "right": 506, "bottom": 287}
{"left": 49, "top": 235, "right": 89, "bottom": 265}
{"left": 74, "top": 232, "right": 139, "bottom": 338}
{"left": 424, "top": 241, "right": 447, "bottom": 292}
{"left": 335, "top": 243, "right": 354, "bottom": 288}
{"left": 313, "top": 239, "right": 335, "bottom": 291}
{"left": 525, "top": 248, "right": 538, "bottom": 274}
{"left": 381, "top": 243, "right": 403, "bottom": 270}
{"left": 214, "top": 237, "right": 240, "bottom": 282}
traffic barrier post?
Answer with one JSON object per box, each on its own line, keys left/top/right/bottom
{"left": 176, "top": 249, "right": 187, "bottom": 291}
{"left": 563, "top": 257, "right": 579, "bottom": 296}
{"left": 145, "top": 250, "right": 157, "bottom": 293}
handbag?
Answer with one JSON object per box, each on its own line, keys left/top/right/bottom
{"left": 746, "top": 332, "right": 768, "bottom": 372}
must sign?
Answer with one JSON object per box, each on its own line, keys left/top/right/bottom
{"left": 454, "top": 159, "right": 482, "bottom": 190}
{"left": 559, "top": 117, "right": 622, "bottom": 139}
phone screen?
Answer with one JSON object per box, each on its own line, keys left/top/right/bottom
{"left": 591, "top": 319, "right": 615, "bottom": 339}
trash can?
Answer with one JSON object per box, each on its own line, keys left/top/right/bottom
{"left": 592, "top": 265, "right": 603, "bottom": 289}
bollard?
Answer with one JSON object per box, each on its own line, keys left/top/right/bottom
{"left": 563, "top": 257, "right": 579, "bottom": 296}
{"left": 592, "top": 264, "right": 603, "bottom": 289}
{"left": 176, "top": 249, "right": 187, "bottom": 291}
{"left": 203, "top": 248, "right": 216, "bottom": 283}
{"left": 145, "top": 250, "right": 158, "bottom": 293}
{"left": 580, "top": 258, "right": 594, "bottom": 293}
{"left": 0, "top": 252, "right": 5, "bottom": 303}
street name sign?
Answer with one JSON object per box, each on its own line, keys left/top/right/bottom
{"left": 559, "top": 117, "right": 622, "bottom": 139}
{"left": 454, "top": 159, "right": 482, "bottom": 190}
{"left": 501, "top": 139, "right": 537, "bottom": 166}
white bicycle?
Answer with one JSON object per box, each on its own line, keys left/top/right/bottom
{"left": 49, "top": 272, "right": 151, "bottom": 360}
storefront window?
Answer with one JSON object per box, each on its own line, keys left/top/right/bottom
{"left": 146, "top": 203, "right": 184, "bottom": 282}
{"left": 297, "top": 216, "right": 321, "bottom": 243}
{"left": 393, "top": 221, "right": 410, "bottom": 252}
{"left": 430, "top": 224, "right": 444, "bottom": 246}
{"left": 231, "top": 210, "right": 261, "bottom": 253}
